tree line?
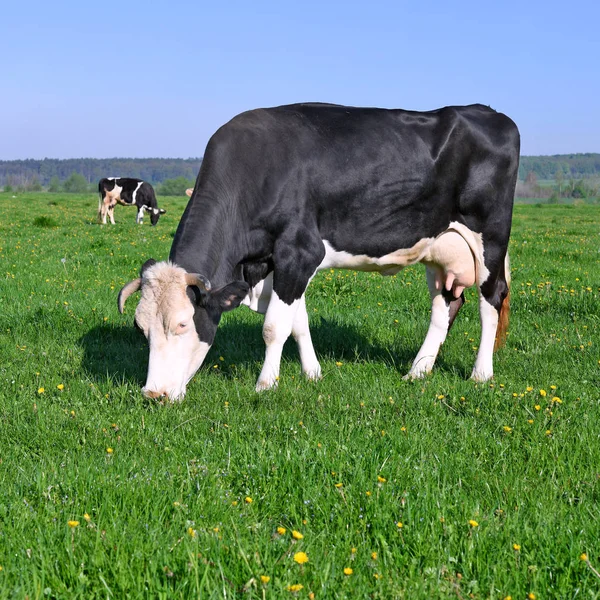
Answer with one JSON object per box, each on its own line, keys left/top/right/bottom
{"left": 518, "top": 153, "right": 600, "bottom": 180}
{"left": 0, "top": 157, "right": 201, "bottom": 191}
{"left": 2, "top": 154, "right": 600, "bottom": 197}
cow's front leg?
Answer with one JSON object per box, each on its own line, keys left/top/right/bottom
{"left": 136, "top": 206, "right": 145, "bottom": 224}
{"left": 292, "top": 294, "right": 321, "bottom": 381}
{"left": 256, "top": 291, "right": 301, "bottom": 391}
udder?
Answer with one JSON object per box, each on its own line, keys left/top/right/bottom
{"left": 425, "top": 231, "right": 476, "bottom": 298}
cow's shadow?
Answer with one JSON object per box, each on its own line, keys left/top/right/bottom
{"left": 78, "top": 318, "right": 426, "bottom": 387}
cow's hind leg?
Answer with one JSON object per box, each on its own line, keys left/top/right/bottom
{"left": 108, "top": 204, "right": 116, "bottom": 225}
{"left": 406, "top": 267, "right": 456, "bottom": 378}
{"left": 471, "top": 254, "right": 510, "bottom": 382}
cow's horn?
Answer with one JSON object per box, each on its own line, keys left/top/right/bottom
{"left": 118, "top": 278, "right": 141, "bottom": 313}
{"left": 185, "top": 273, "right": 211, "bottom": 291}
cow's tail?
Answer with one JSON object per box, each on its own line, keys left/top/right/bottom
{"left": 494, "top": 252, "right": 510, "bottom": 351}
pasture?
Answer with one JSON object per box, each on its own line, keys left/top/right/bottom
{"left": 0, "top": 193, "right": 599, "bottom": 599}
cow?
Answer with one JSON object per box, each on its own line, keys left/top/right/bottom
{"left": 117, "top": 103, "right": 520, "bottom": 401}
{"left": 98, "top": 177, "right": 166, "bottom": 225}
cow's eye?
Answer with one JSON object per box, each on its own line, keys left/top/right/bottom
{"left": 178, "top": 322, "right": 187, "bottom": 330}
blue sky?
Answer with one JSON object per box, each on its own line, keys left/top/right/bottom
{"left": 1, "top": 0, "right": 598, "bottom": 159}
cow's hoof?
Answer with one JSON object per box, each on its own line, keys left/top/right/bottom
{"left": 470, "top": 370, "right": 493, "bottom": 383}
{"left": 303, "top": 367, "right": 322, "bottom": 382}
{"left": 403, "top": 368, "right": 430, "bottom": 381}
{"left": 255, "top": 378, "right": 278, "bottom": 392}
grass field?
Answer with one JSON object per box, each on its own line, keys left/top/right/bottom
{"left": 0, "top": 193, "right": 599, "bottom": 599}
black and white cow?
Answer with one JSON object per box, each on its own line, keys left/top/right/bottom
{"left": 98, "top": 177, "right": 166, "bottom": 225}
{"left": 118, "top": 103, "right": 520, "bottom": 401}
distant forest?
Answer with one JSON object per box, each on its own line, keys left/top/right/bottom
{"left": 0, "top": 158, "right": 202, "bottom": 188}
{"left": 518, "top": 153, "right": 600, "bottom": 180}
{"left": 1, "top": 154, "right": 599, "bottom": 192}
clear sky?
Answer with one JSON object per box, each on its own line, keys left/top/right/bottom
{"left": 1, "top": 0, "right": 598, "bottom": 159}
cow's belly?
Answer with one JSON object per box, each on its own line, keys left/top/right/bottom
{"left": 319, "top": 237, "right": 434, "bottom": 276}
{"left": 319, "top": 222, "right": 482, "bottom": 295}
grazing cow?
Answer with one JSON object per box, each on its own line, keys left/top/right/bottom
{"left": 118, "top": 103, "right": 519, "bottom": 401}
{"left": 98, "top": 177, "right": 166, "bottom": 225}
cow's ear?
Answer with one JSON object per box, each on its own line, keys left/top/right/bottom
{"left": 212, "top": 282, "right": 250, "bottom": 311}
{"left": 159, "top": 208, "right": 166, "bottom": 214}
{"left": 140, "top": 258, "right": 156, "bottom": 277}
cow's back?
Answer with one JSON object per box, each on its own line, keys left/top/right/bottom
{"left": 194, "top": 103, "right": 519, "bottom": 258}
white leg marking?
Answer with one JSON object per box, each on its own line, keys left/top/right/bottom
{"left": 471, "top": 294, "right": 498, "bottom": 382}
{"left": 136, "top": 207, "right": 144, "bottom": 224}
{"left": 108, "top": 205, "right": 116, "bottom": 225}
{"left": 406, "top": 268, "right": 450, "bottom": 379}
{"left": 256, "top": 290, "right": 300, "bottom": 391}
{"left": 291, "top": 295, "right": 321, "bottom": 381}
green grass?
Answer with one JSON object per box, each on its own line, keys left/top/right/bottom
{"left": 0, "top": 194, "right": 599, "bottom": 599}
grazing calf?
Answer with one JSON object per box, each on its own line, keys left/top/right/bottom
{"left": 98, "top": 178, "right": 166, "bottom": 225}
{"left": 118, "top": 103, "right": 519, "bottom": 401}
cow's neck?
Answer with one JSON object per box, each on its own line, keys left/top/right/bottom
{"left": 169, "top": 195, "right": 248, "bottom": 286}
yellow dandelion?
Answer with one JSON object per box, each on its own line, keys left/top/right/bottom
{"left": 377, "top": 476, "right": 387, "bottom": 483}
{"left": 37, "top": 387, "right": 44, "bottom": 394}
{"left": 335, "top": 361, "right": 343, "bottom": 367}
{"left": 213, "top": 527, "right": 219, "bottom": 533}
{"left": 57, "top": 384, "right": 64, "bottom": 390}
{"left": 552, "top": 396, "right": 562, "bottom": 403}
{"left": 343, "top": 567, "right": 353, "bottom": 576}
{"left": 527, "top": 419, "right": 534, "bottom": 424}
{"left": 334, "top": 482, "right": 343, "bottom": 488}
{"left": 534, "top": 405, "right": 541, "bottom": 411}
{"left": 503, "top": 426, "right": 512, "bottom": 432}
{"left": 260, "top": 575, "right": 270, "bottom": 584}
{"left": 374, "top": 573, "right": 381, "bottom": 579}
{"left": 309, "top": 593, "right": 315, "bottom": 600}
{"left": 351, "top": 547, "right": 357, "bottom": 554}
{"left": 504, "top": 596, "right": 512, "bottom": 600}
{"left": 83, "top": 513, "right": 91, "bottom": 522}
{"left": 526, "top": 386, "right": 533, "bottom": 392}
{"left": 287, "top": 584, "right": 303, "bottom": 592}
{"left": 396, "top": 521, "right": 403, "bottom": 528}
{"left": 550, "top": 385, "right": 557, "bottom": 390}
{"left": 245, "top": 496, "right": 253, "bottom": 504}
{"left": 513, "top": 543, "right": 521, "bottom": 551}
{"left": 294, "top": 551, "right": 309, "bottom": 564}
{"left": 68, "top": 520, "right": 79, "bottom": 528}
{"left": 546, "top": 430, "right": 552, "bottom": 436}
{"left": 469, "top": 520, "right": 479, "bottom": 528}
{"left": 106, "top": 447, "right": 113, "bottom": 454}
{"left": 400, "top": 426, "right": 407, "bottom": 432}
{"left": 371, "top": 551, "right": 378, "bottom": 560}
{"left": 366, "top": 491, "right": 372, "bottom": 496}
{"left": 277, "top": 526, "right": 287, "bottom": 535}
{"left": 528, "top": 594, "right": 536, "bottom": 600}
{"left": 188, "top": 527, "right": 196, "bottom": 537}
{"left": 580, "top": 553, "right": 588, "bottom": 561}
{"left": 539, "top": 389, "right": 547, "bottom": 397}
{"left": 292, "top": 530, "right": 304, "bottom": 540}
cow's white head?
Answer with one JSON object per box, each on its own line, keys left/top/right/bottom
{"left": 118, "top": 260, "right": 248, "bottom": 401}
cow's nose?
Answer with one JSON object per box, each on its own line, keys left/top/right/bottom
{"left": 142, "top": 388, "right": 168, "bottom": 399}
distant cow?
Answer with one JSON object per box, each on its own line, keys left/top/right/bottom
{"left": 98, "top": 178, "right": 166, "bottom": 225}
{"left": 118, "top": 103, "right": 519, "bottom": 401}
